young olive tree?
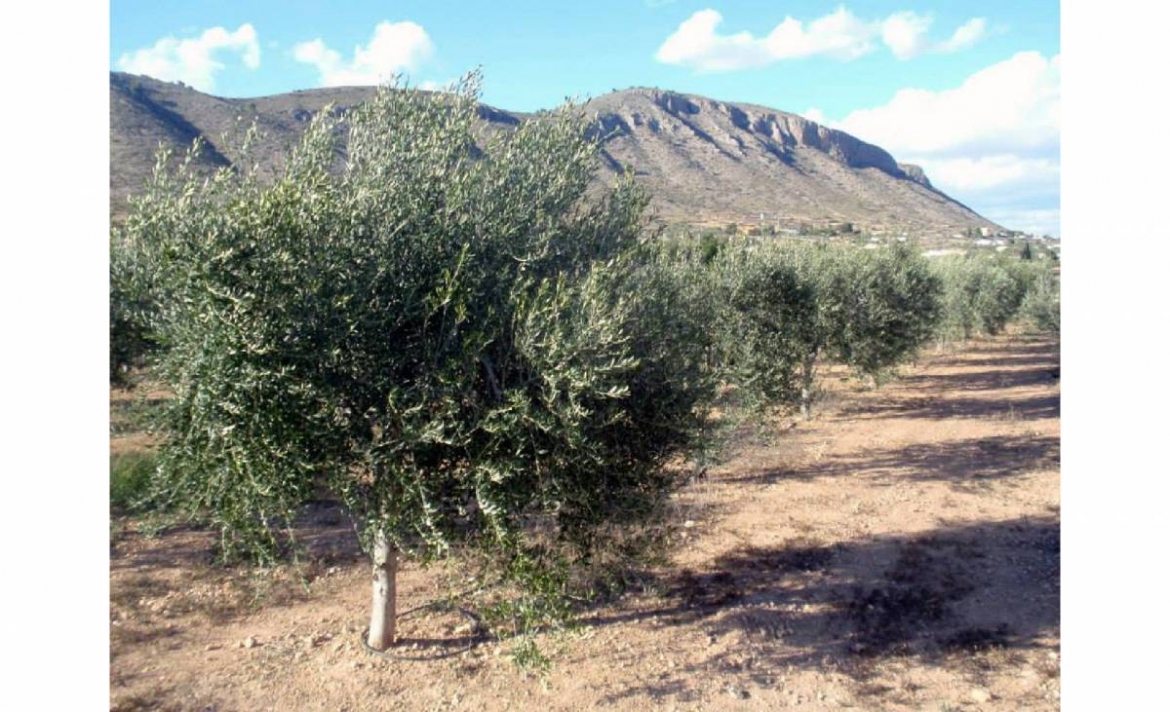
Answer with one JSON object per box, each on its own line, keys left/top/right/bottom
{"left": 109, "top": 240, "right": 154, "bottom": 385}
{"left": 668, "top": 239, "right": 939, "bottom": 420}
{"left": 935, "top": 255, "right": 1034, "bottom": 342}
{"left": 789, "top": 243, "right": 942, "bottom": 415}
{"left": 831, "top": 244, "right": 943, "bottom": 380}
{"left": 114, "top": 75, "right": 715, "bottom": 650}
{"left": 1021, "top": 267, "right": 1060, "bottom": 337}
{"left": 707, "top": 241, "right": 818, "bottom": 411}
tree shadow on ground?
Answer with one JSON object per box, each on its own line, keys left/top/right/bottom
{"left": 898, "top": 364, "right": 1060, "bottom": 394}
{"left": 916, "top": 336, "right": 1058, "bottom": 375}
{"left": 835, "top": 390, "right": 1059, "bottom": 422}
{"left": 290, "top": 499, "right": 366, "bottom": 565}
{"left": 589, "top": 516, "right": 1059, "bottom": 705}
{"left": 828, "top": 341, "right": 1059, "bottom": 424}
{"left": 109, "top": 524, "right": 219, "bottom": 574}
{"left": 110, "top": 500, "right": 368, "bottom": 662}
{"left": 937, "top": 351, "right": 1059, "bottom": 370}
{"left": 728, "top": 434, "right": 1059, "bottom": 490}
{"left": 110, "top": 500, "right": 364, "bottom": 576}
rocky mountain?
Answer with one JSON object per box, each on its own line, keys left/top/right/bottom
{"left": 110, "top": 72, "right": 998, "bottom": 237}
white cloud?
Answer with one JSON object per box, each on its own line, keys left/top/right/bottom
{"left": 803, "top": 107, "right": 827, "bottom": 124}
{"left": 294, "top": 21, "right": 434, "bottom": 87}
{"left": 418, "top": 78, "right": 456, "bottom": 92}
{"left": 880, "top": 12, "right": 933, "bottom": 60}
{"left": 936, "top": 18, "right": 987, "bottom": 54}
{"left": 655, "top": 8, "right": 986, "bottom": 70}
{"left": 654, "top": 9, "right": 772, "bottom": 70}
{"left": 835, "top": 51, "right": 1060, "bottom": 159}
{"left": 978, "top": 207, "right": 1060, "bottom": 238}
{"left": 881, "top": 14, "right": 986, "bottom": 60}
{"left": 117, "top": 24, "right": 260, "bottom": 92}
{"left": 828, "top": 52, "right": 1061, "bottom": 235}
{"left": 912, "top": 155, "right": 1059, "bottom": 193}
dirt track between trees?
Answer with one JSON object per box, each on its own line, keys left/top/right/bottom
{"left": 110, "top": 332, "right": 1060, "bottom": 711}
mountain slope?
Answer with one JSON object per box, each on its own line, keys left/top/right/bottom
{"left": 584, "top": 88, "right": 992, "bottom": 235}
{"left": 110, "top": 73, "right": 998, "bottom": 236}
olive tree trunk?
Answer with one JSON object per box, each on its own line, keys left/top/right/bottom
{"left": 367, "top": 531, "right": 398, "bottom": 650}
{"left": 800, "top": 353, "right": 818, "bottom": 421}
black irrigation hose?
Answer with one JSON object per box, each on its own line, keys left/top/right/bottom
{"left": 359, "top": 600, "right": 492, "bottom": 661}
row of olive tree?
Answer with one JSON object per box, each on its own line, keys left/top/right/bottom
{"left": 932, "top": 254, "right": 1056, "bottom": 343}
{"left": 661, "top": 238, "right": 943, "bottom": 419}
{"left": 674, "top": 238, "right": 1054, "bottom": 423}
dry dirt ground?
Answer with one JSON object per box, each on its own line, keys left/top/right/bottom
{"left": 110, "top": 332, "right": 1060, "bottom": 711}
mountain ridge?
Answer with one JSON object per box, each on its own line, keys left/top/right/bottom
{"left": 109, "top": 72, "right": 1000, "bottom": 237}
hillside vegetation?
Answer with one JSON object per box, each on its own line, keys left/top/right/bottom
{"left": 111, "top": 72, "right": 999, "bottom": 239}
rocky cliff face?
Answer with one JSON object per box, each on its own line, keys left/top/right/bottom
{"left": 582, "top": 88, "right": 996, "bottom": 235}
{"left": 897, "top": 162, "right": 934, "bottom": 189}
{"left": 110, "top": 74, "right": 998, "bottom": 236}
{"left": 590, "top": 89, "right": 904, "bottom": 176}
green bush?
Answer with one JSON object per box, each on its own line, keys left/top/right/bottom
{"left": 823, "top": 244, "right": 943, "bottom": 379}
{"left": 659, "top": 238, "right": 942, "bottom": 418}
{"left": 109, "top": 236, "right": 156, "bottom": 385}
{"left": 1021, "top": 268, "right": 1060, "bottom": 336}
{"left": 110, "top": 452, "right": 156, "bottom": 514}
{"left": 779, "top": 243, "right": 941, "bottom": 407}
{"left": 112, "top": 73, "right": 718, "bottom": 648}
{"left": 935, "top": 255, "right": 1034, "bottom": 341}
{"left": 709, "top": 241, "right": 818, "bottom": 410}
{"left": 698, "top": 230, "right": 725, "bottom": 264}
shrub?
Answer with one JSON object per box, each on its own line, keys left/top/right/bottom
{"left": 708, "top": 241, "right": 818, "bottom": 410}
{"left": 110, "top": 452, "right": 156, "bottom": 514}
{"left": 669, "top": 239, "right": 942, "bottom": 419}
{"left": 935, "top": 256, "right": 1032, "bottom": 341}
{"left": 824, "top": 244, "right": 942, "bottom": 380}
{"left": 113, "top": 73, "right": 716, "bottom": 650}
{"left": 109, "top": 235, "right": 156, "bottom": 385}
{"left": 783, "top": 243, "right": 941, "bottom": 410}
{"left": 1021, "top": 268, "right": 1060, "bottom": 337}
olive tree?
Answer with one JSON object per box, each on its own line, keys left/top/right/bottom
{"left": 109, "top": 242, "right": 153, "bottom": 385}
{"left": 935, "top": 255, "right": 1034, "bottom": 341}
{"left": 114, "top": 75, "right": 715, "bottom": 650}
{"left": 1021, "top": 267, "right": 1060, "bottom": 337}
{"left": 668, "top": 239, "right": 940, "bottom": 420}
{"left": 831, "top": 245, "right": 943, "bottom": 378}
{"left": 707, "top": 241, "right": 818, "bottom": 411}
{"left": 788, "top": 243, "right": 941, "bottom": 415}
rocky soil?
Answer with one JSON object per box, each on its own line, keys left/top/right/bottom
{"left": 110, "top": 331, "right": 1059, "bottom": 710}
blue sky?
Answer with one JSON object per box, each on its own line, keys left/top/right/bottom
{"left": 110, "top": 1, "right": 1060, "bottom": 235}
